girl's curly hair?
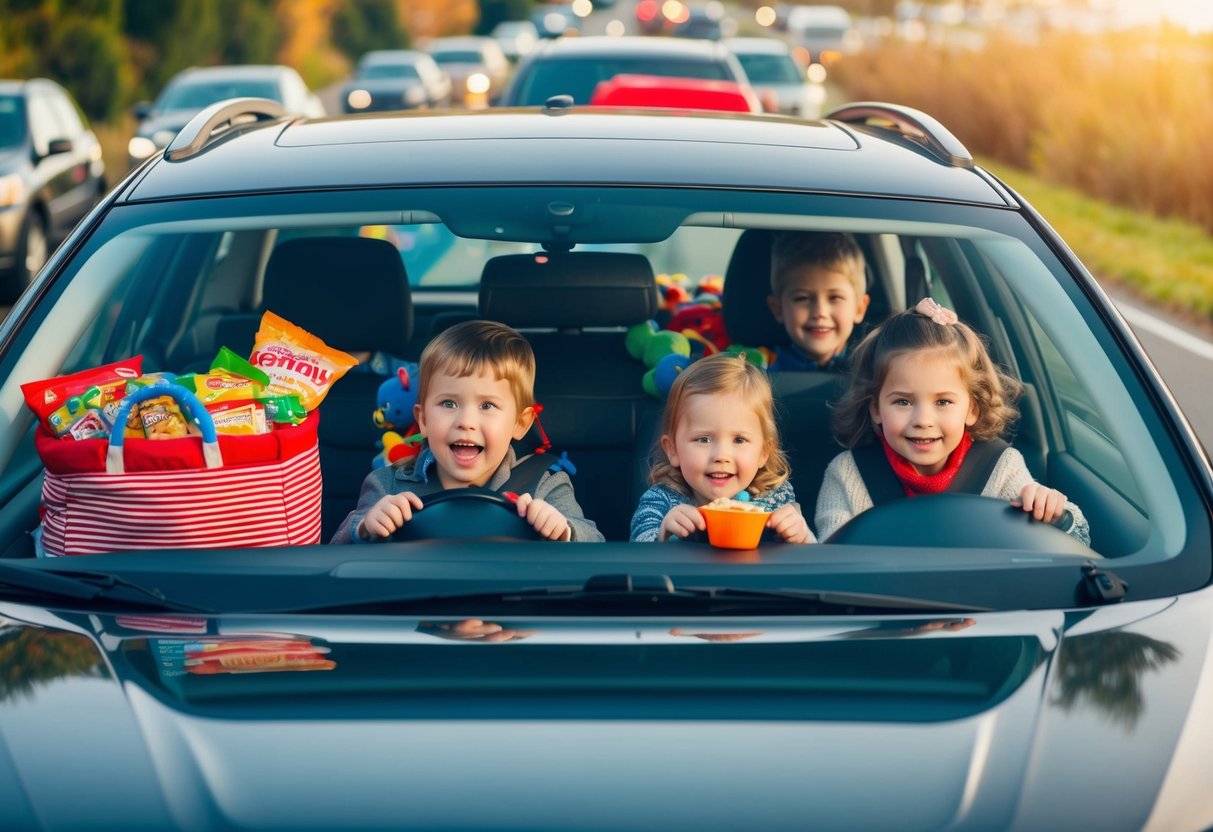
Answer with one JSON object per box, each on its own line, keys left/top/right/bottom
{"left": 649, "top": 352, "right": 790, "bottom": 498}
{"left": 832, "top": 305, "right": 1021, "bottom": 448}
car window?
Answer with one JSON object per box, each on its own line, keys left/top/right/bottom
{"left": 516, "top": 58, "right": 735, "bottom": 104}
{"left": 361, "top": 65, "right": 421, "bottom": 80}
{"left": 46, "top": 88, "right": 86, "bottom": 139}
{"left": 159, "top": 79, "right": 282, "bottom": 110}
{"left": 734, "top": 53, "right": 804, "bottom": 84}
{"left": 24, "top": 92, "right": 56, "bottom": 155}
{"left": 430, "top": 50, "right": 484, "bottom": 64}
{"left": 0, "top": 95, "right": 24, "bottom": 148}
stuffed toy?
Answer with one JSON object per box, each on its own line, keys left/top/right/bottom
{"left": 372, "top": 364, "right": 423, "bottom": 468}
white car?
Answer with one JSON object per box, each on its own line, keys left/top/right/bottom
{"left": 722, "top": 36, "right": 826, "bottom": 118}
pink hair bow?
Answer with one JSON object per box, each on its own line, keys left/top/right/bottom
{"left": 914, "top": 297, "right": 958, "bottom": 326}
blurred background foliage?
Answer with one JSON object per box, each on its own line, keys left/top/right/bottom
{"left": 832, "top": 27, "right": 1213, "bottom": 235}
{"left": 0, "top": 0, "right": 478, "bottom": 120}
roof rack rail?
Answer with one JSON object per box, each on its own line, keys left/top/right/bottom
{"left": 165, "top": 97, "right": 287, "bottom": 162}
{"left": 825, "top": 102, "right": 973, "bottom": 169}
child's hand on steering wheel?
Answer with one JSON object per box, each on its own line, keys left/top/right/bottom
{"left": 358, "top": 491, "right": 424, "bottom": 540}
{"left": 514, "top": 493, "right": 572, "bottom": 541}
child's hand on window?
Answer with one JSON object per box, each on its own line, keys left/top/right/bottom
{"left": 514, "top": 493, "right": 572, "bottom": 541}
{"left": 359, "top": 492, "right": 424, "bottom": 540}
{"left": 660, "top": 504, "right": 706, "bottom": 541}
{"left": 767, "top": 504, "right": 814, "bottom": 544}
{"left": 1013, "top": 482, "right": 1069, "bottom": 524}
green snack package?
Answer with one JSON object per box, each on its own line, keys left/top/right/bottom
{"left": 211, "top": 346, "right": 271, "bottom": 387}
{"left": 258, "top": 394, "right": 308, "bottom": 425}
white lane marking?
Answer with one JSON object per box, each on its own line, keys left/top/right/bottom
{"left": 1115, "top": 301, "right": 1213, "bottom": 362}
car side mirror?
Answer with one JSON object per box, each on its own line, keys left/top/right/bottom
{"left": 132, "top": 101, "right": 152, "bottom": 121}
{"left": 45, "top": 138, "right": 73, "bottom": 156}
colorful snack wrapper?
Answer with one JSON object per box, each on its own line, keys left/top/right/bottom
{"left": 184, "top": 370, "right": 264, "bottom": 406}
{"left": 21, "top": 356, "right": 143, "bottom": 433}
{"left": 249, "top": 311, "right": 357, "bottom": 411}
{"left": 139, "top": 395, "right": 193, "bottom": 439}
{"left": 211, "top": 346, "right": 270, "bottom": 387}
{"left": 258, "top": 394, "right": 308, "bottom": 426}
{"left": 207, "top": 399, "right": 268, "bottom": 436}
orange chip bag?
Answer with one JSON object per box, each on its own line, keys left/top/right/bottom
{"left": 248, "top": 311, "right": 358, "bottom": 411}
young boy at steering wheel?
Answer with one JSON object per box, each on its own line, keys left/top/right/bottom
{"left": 331, "top": 320, "right": 604, "bottom": 543}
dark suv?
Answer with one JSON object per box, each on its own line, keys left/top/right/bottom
{"left": 0, "top": 78, "right": 106, "bottom": 302}
{"left": 0, "top": 95, "right": 1211, "bottom": 830}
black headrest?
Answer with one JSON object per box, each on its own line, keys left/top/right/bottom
{"left": 480, "top": 252, "right": 658, "bottom": 328}
{"left": 263, "top": 236, "right": 413, "bottom": 354}
{"left": 722, "top": 229, "right": 787, "bottom": 348}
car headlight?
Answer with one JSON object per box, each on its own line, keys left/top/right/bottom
{"left": 0, "top": 173, "right": 26, "bottom": 207}
{"left": 127, "top": 136, "right": 158, "bottom": 161}
{"left": 346, "top": 89, "right": 372, "bottom": 110}
{"left": 466, "top": 73, "right": 491, "bottom": 95}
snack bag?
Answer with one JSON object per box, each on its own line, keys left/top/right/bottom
{"left": 21, "top": 357, "right": 144, "bottom": 434}
{"left": 138, "top": 394, "right": 193, "bottom": 439}
{"left": 248, "top": 311, "right": 357, "bottom": 411}
{"left": 207, "top": 399, "right": 268, "bottom": 436}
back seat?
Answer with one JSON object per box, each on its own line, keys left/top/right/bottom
{"left": 480, "top": 252, "right": 660, "bottom": 541}
{"left": 721, "top": 229, "right": 852, "bottom": 522}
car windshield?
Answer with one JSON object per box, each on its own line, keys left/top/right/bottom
{"left": 360, "top": 64, "right": 421, "bottom": 80}
{"left": 430, "top": 51, "right": 483, "bottom": 65}
{"left": 516, "top": 58, "right": 734, "bottom": 104}
{"left": 158, "top": 79, "right": 282, "bottom": 110}
{"left": 0, "top": 95, "right": 25, "bottom": 148}
{"left": 734, "top": 53, "right": 804, "bottom": 84}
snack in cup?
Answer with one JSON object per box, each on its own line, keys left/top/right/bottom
{"left": 698, "top": 496, "right": 772, "bottom": 549}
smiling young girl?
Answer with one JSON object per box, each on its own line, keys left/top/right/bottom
{"left": 815, "top": 298, "right": 1090, "bottom": 545}
{"left": 629, "top": 352, "right": 814, "bottom": 544}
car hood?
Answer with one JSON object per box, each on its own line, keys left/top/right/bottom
{"left": 0, "top": 147, "right": 25, "bottom": 173}
{"left": 2, "top": 594, "right": 1212, "bottom": 831}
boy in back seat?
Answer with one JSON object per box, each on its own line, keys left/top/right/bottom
{"left": 765, "top": 231, "right": 871, "bottom": 373}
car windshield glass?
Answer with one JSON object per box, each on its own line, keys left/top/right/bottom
{"left": 518, "top": 58, "right": 734, "bottom": 103}
{"left": 430, "top": 51, "right": 482, "bottom": 64}
{"left": 2, "top": 183, "right": 1192, "bottom": 589}
{"left": 158, "top": 79, "right": 282, "bottom": 110}
{"left": 361, "top": 65, "right": 421, "bottom": 80}
{"left": 735, "top": 54, "right": 804, "bottom": 84}
{"left": 0, "top": 96, "right": 24, "bottom": 148}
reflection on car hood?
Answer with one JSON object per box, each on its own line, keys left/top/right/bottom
{"left": 0, "top": 148, "right": 23, "bottom": 171}
{"left": 1, "top": 595, "right": 1211, "bottom": 831}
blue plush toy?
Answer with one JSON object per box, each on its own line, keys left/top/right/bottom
{"left": 372, "top": 363, "right": 422, "bottom": 469}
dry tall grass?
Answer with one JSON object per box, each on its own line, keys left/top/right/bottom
{"left": 833, "top": 31, "right": 1213, "bottom": 234}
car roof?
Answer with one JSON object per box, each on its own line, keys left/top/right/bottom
{"left": 171, "top": 65, "right": 294, "bottom": 82}
{"left": 122, "top": 106, "right": 1009, "bottom": 207}
{"left": 527, "top": 35, "right": 733, "bottom": 59}
{"left": 358, "top": 50, "right": 429, "bottom": 65}
{"left": 0, "top": 77, "right": 65, "bottom": 95}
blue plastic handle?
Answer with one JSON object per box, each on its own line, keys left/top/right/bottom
{"left": 108, "top": 382, "right": 217, "bottom": 447}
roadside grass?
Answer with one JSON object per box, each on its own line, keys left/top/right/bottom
{"left": 984, "top": 159, "right": 1213, "bottom": 321}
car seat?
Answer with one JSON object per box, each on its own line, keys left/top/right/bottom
{"left": 259, "top": 235, "right": 414, "bottom": 542}
{"left": 479, "top": 251, "right": 660, "bottom": 541}
{"left": 720, "top": 229, "right": 852, "bottom": 522}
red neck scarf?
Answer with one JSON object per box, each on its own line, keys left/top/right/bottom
{"left": 878, "top": 431, "right": 974, "bottom": 496}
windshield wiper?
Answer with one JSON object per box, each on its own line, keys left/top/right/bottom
{"left": 301, "top": 573, "right": 989, "bottom": 616}
{"left": 0, "top": 562, "right": 211, "bottom": 613}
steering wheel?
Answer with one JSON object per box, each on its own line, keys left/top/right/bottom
{"left": 824, "top": 493, "right": 1092, "bottom": 555}
{"left": 391, "top": 488, "right": 541, "bottom": 542}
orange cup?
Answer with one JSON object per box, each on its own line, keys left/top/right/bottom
{"left": 698, "top": 505, "right": 772, "bottom": 549}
